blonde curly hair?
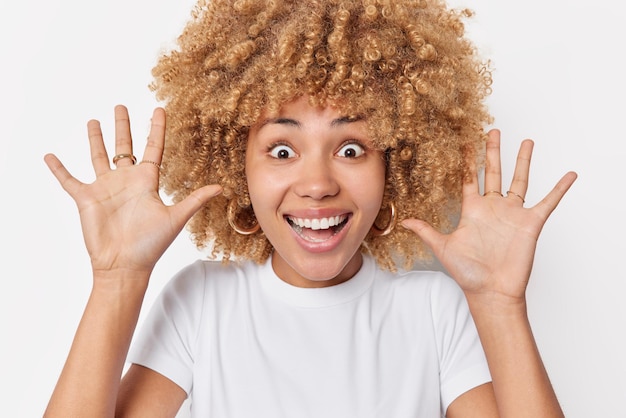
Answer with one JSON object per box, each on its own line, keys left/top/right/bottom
{"left": 153, "top": 0, "right": 493, "bottom": 271}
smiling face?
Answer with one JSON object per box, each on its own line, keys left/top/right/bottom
{"left": 245, "top": 96, "right": 386, "bottom": 288}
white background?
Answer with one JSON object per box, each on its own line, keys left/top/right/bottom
{"left": 1, "top": 0, "right": 624, "bottom": 416}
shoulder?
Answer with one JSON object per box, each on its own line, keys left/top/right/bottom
{"left": 370, "top": 261, "right": 471, "bottom": 328}
{"left": 143, "top": 258, "right": 264, "bottom": 336}
{"left": 161, "top": 258, "right": 265, "bottom": 304}
{"left": 167, "top": 258, "right": 257, "bottom": 287}
{"left": 373, "top": 261, "right": 463, "bottom": 301}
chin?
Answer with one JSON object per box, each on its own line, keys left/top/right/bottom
{"left": 274, "top": 251, "right": 363, "bottom": 288}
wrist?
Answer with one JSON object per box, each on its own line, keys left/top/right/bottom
{"left": 464, "top": 290, "right": 528, "bottom": 320}
{"left": 91, "top": 268, "right": 151, "bottom": 295}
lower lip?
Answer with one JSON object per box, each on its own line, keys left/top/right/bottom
{"left": 287, "top": 217, "right": 352, "bottom": 254}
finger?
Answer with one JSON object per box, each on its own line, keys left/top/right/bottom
{"left": 401, "top": 218, "right": 444, "bottom": 254}
{"left": 113, "top": 105, "right": 136, "bottom": 167}
{"left": 87, "top": 119, "right": 111, "bottom": 176}
{"left": 483, "top": 129, "right": 502, "bottom": 196}
{"left": 462, "top": 141, "right": 481, "bottom": 199}
{"left": 169, "top": 185, "right": 223, "bottom": 229}
{"left": 44, "top": 153, "right": 84, "bottom": 197}
{"left": 462, "top": 167, "right": 479, "bottom": 201}
{"left": 139, "top": 107, "right": 166, "bottom": 169}
{"left": 533, "top": 171, "right": 577, "bottom": 220}
{"left": 507, "top": 139, "right": 533, "bottom": 203}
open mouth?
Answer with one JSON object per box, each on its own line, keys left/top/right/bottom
{"left": 286, "top": 214, "right": 350, "bottom": 242}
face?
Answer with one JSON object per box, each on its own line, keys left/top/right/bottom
{"left": 245, "top": 96, "right": 386, "bottom": 288}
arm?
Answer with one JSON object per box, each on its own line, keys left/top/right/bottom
{"left": 403, "top": 130, "right": 576, "bottom": 417}
{"left": 43, "top": 105, "right": 221, "bottom": 417}
{"left": 116, "top": 365, "right": 187, "bottom": 417}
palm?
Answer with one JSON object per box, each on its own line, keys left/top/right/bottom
{"left": 71, "top": 167, "right": 180, "bottom": 273}
{"left": 45, "top": 106, "right": 221, "bottom": 276}
{"left": 432, "top": 189, "right": 544, "bottom": 297}
{"left": 403, "top": 130, "right": 576, "bottom": 299}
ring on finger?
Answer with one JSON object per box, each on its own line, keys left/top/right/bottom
{"left": 140, "top": 160, "right": 161, "bottom": 168}
{"left": 112, "top": 153, "right": 137, "bottom": 165}
{"left": 506, "top": 190, "right": 525, "bottom": 203}
{"left": 483, "top": 190, "right": 503, "bottom": 197}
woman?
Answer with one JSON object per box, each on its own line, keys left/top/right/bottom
{"left": 43, "top": 0, "right": 576, "bottom": 416}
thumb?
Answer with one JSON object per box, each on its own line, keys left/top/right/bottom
{"left": 44, "top": 153, "right": 83, "bottom": 197}
{"left": 401, "top": 218, "right": 444, "bottom": 252}
{"left": 170, "top": 184, "right": 223, "bottom": 228}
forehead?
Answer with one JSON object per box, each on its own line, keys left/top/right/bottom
{"left": 254, "top": 96, "right": 364, "bottom": 128}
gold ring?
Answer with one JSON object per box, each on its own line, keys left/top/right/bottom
{"left": 140, "top": 160, "right": 161, "bottom": 168}
{"left": 112, "top": 154, "right": 137, "bottom": 165}
{"left": 506, "top": 190, "right": 525, "bottom": 203}
{"left": 484, "top": 190, "right": 503, "bottom": 197}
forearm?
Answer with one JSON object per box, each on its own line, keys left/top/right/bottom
{"left": 466, "top": 293, "right": 563, "bottom": 418}
{"left": 44, "top": 271, "right": 150, "bottom": 417}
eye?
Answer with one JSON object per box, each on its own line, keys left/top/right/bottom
{"left": 337, "top": 142, "right": 365, "bottom": 158}
{"left": 268, "top": 143, "right": 296, "bottom": 159}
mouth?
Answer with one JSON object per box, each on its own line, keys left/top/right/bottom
{"left": 286, "top": 214, "right": 350, "bottom": 243}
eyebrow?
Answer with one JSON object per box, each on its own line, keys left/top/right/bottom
{"left": 331, "top": 115, "right": 363, "bottom": 127}
{"left": 258, "top": 115, "right": 364, "bottom": 129}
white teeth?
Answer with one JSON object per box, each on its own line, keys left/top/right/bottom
{"left": 289, "top": 215, "right": 346, "bottom": 230}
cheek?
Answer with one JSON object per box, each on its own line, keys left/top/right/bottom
{"left": 245, "top": 155, "right": 263, "bottom": 203}
{"left": 246, "top": 172, "right": 265, "bottom": 210}
{"left": 349, "top": 164, "right": 386, "bottom": 214}
{"left": 246, "top": 166, "right": 282, "bottom": 221}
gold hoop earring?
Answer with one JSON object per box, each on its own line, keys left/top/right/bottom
{"left": 370, "top": 201, "right": 396, "bottom": 237}
{"left": 227, "top": 200, "right": 260, "bottom": 235}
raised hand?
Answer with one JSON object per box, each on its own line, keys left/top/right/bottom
{"left": 402, "top": 129, "right": 577, "bottom": 301}
{"left": 44, "top": 105, "right": 222, "bottom": 277}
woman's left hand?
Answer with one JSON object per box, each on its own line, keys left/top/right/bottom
{"left": 402, "top": 129, "right": 577, "bottom": 302}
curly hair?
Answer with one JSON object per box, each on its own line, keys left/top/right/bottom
{"left": 152, "top": 0, "right": 493, "bottom": 271}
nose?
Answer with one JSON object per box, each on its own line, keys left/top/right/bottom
{"left": 293, "top": 155, "right": 340, "bottom": 200}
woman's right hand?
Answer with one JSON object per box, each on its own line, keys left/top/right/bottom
{"left": 44, "top": 105, "right": 222, "bottom": 278}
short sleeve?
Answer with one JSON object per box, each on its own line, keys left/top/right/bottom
{"left": 127, "top": 260, "right": 207, "bottom": 395}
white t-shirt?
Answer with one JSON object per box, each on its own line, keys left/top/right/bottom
{"left": 128, "top": 255, "right": 491, "bottom": 417}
